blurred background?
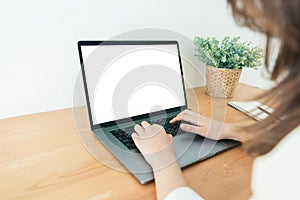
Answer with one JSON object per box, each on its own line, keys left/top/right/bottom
{"left": 0, "top": 0, "right": 276, "bottom": 119}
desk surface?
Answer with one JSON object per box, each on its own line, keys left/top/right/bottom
{"left": 0, "top": 84, "right": 264, "bottom": 200}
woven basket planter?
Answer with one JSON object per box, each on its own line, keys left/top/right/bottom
{"left": 206, "top": 65, "right": 242, "bottom": 98}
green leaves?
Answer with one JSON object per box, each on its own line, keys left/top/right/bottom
{"left": 194, "top": 36, "right": 264, "bottom": 69}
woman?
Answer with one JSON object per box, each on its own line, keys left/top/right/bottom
{"left": 132, "top": 0, "right": 300, "bottom": 199}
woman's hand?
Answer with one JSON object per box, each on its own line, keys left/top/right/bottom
{"left": 132, "top": 121, "right": 188, "bottom": 200}
{"left": 170, "top": 109, "right": 245, "bottom": 142}
{"left": 132, "top": 121, "right": 177, "bottom": 170}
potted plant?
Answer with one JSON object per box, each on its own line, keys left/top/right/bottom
{"left": 194, "top": 36, "right": 264, "bottom": 98}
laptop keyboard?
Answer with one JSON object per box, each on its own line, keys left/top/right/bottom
{"left": 110, "top": 116, "right": 180, "bottom": 150}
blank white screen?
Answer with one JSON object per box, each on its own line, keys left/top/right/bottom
{"left": 81, "top": 44, "right": 185, "bottom": 125}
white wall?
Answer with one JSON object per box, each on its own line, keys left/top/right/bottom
{"left": 0, "top": 0, "right": 275, "bottom": 119}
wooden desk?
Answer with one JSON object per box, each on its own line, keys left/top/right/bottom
{"left": 0, "top": 84, "right": 264, "bottom": 200}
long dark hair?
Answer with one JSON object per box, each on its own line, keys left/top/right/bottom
{"left": 227, "top": 0, "right": 300, "bottom": 156}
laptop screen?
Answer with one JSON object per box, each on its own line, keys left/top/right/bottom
{"left": 79, "top": 41, "right": 186, "bottom": 126}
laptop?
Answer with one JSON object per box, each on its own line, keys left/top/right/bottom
{"left": 77, "top": 40, "right": 240, "bottom": 184}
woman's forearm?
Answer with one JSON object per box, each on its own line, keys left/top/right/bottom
{"left": 153, "top": 161, "right": 187, "bottom": 200}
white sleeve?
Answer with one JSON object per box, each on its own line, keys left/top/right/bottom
{"left": 165, "top": 187, "right": 203, "bottom": 200}
{"left": 250, "top": 126, "right": 300, "bottom": 200}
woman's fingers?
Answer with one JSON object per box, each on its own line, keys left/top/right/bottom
{"left": 134, "top": 124, "right": 147, "bottom": 137}
{"left": 135, "top": 121, "right": 161, "bottom": 138}
{"left": 180, "top": 123, "right": 207, "bottom": 137}
{"left": 141, "top": 121, "right": 150, "bottom": 129}
{"left": 183, "top": 114, "right": 202, "bottom": 126}
{"left": 170, "top": 110, "right": 202, "bottom": 126}
{"left": 169, "top": 114, "right": 183, "bottom": 123}
{"left": 131, "top": 132, "right": 140, "bottom": 142}
{"left": 169, "top": 110, "right": 232, "bottom": 141}
{"left": 169, "top": 111, "right": 184, "bottom": 123}
{"left": 180, "top": 123, "right": 228, "bottom": 140}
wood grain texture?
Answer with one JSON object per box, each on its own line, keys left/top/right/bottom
{"left": 0, "top": 84, "right": 265, "bottom": 200}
